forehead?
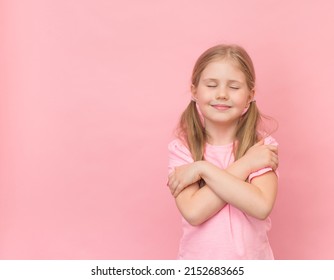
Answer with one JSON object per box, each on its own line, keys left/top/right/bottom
{"left": 201, "top": 59, "right": 246, "bottom": 82}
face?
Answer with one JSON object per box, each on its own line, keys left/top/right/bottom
{"left": 192, "top": 59, "right": 254, "bottom": 129}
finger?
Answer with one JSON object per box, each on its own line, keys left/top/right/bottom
{"left": 168, "top": 172, "right": 174, "bottom": 181}
{"left": 269, "top": 160, "right": 276, "bottom": 170}
{"left": 170, "top": 180, "right": 179, "bottom": 194}
{"left": 167, "top": 173, "right": 174, "bottom": 186}
{"left": 173, "top": 180, "right": 185, "bottom": 196}
{"left": 167, "top": 174, "right": 173, "bottom": 186}
{"left": 173, "top": 183, "right": 181, "bottom": 197}
{"left": 168, "top": 178, "right": 177, "bottom": 193}
{"left": 267, "top": 145, "right": 278, "bottom": 153}
{"left": 272, "top": 152, "right": 279, "bottom": 162}
{"left": 167, "top": 174, "right": 173, "bottom": 187}
{"left": 174, "top": 186, "right": 180, "bottom": 197}
{"left": 272, "top": 157, "right": 279, "bottom": 170}
{"left": 174, "top": 182, "right": 186, "bottom": 198}
{"left": 275, "top": 156, "right": 279, "bottom": 168}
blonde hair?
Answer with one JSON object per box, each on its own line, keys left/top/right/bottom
{"left": 177, "top": 44, "right": 264, "bottom": 162}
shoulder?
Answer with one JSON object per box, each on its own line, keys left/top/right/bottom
{"left": 168, "top": 138, "right": 190, "bottom": 154}
{"left": 168, "top": 138, "right": 194, "bottom": 164}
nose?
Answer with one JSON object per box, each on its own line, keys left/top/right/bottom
{"left": 216, "top": 86, "right": 228, "bottom": 100}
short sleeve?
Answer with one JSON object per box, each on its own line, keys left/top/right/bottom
{"left": 248, "top": 136, "right": 279, "bottom": 182}
{"left": 168, "top": 139, "right": 194, "bottom": 175}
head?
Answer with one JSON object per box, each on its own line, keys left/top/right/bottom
{"left": 178, "top": 44, "right": 261, "bottom": 161}
{"left": 191, "top": 44, "right": 256, "bottom": 91}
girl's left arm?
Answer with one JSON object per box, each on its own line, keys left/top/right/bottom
{"left": 196, "top": 161, "right": 278, "bottom": 220}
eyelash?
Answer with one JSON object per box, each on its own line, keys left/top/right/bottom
{"left": 207, "top": 85, "right": 239, "bottom": 89}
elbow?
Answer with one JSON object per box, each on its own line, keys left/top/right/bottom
{"left": 182, "top": 211, "right": 206, "bottom": 226}
{"left": 254, "top": 204, "right": 273, "bottom": 220}
{"left": 255, "top": 212, "right": 270, "bottom": 221}
{"left": 187, "top": 217, "right": 204, "bottom": 226}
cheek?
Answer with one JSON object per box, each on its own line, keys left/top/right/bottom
{"left": 196, "top": 94, "right": 210, "bottom": 106}
{"left": 232, "top": 97, "right": 246, "bottom": 108}
{"left": 196, "top": 101, "right": 206, "bottom": 114}
{"left": 235, "top": 92, "right": 251, "bottom": 107}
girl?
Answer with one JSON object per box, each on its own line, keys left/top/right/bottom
{"left": 167, "top": 44, "right": 279, "bottom": 259}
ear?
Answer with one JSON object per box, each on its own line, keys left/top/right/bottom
{"left": 247, "top": 89, "right": 255, "bottom": 104}
{"left": 191, "top": 84, "right": 197, "bottom": 101}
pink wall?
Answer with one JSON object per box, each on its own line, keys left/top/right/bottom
{"left": 1, "top": 0, "right": 334, "bottom": 259}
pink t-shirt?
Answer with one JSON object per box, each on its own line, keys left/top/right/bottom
{"left": 168, "top": 136, "right": 278, "bottom": 260}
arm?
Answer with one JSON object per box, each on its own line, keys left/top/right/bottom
{"left": 174, "top": 183, "right": 225, "bottom": 226}
{"left": 169, "top": 140, "right": 278, "bottom": 225}
{"left": 173, "top": 154, "right": 260, "bottom": 225}
{"left": 197, "top": 161, "right": 277, "bottom": 220}
{"left": 173, "top": 157, "right": 273, "bottom": 226}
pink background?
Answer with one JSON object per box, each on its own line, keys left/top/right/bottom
{"left": 1, "top": 0, "right": 334, "bottom": 259}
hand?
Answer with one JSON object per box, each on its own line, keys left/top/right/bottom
{"left": 243, "top": 139, "right": 279, "bottom": 172}
{"left": 168, "top": 162, "right": 201, "bottom": 197}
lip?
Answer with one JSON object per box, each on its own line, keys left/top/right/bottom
{"left": 211, "top": 104, "right": 231, "bottom": 111}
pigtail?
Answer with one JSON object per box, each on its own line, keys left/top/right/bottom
{"left": 178, "top": 101, "right": 206, "bottom": 161}
{"left": 234, "top": 101, "right": 260, "bottom": 160}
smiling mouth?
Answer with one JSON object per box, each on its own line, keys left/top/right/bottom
{"left": 211, "top": 104, "right": 231, "bottom": 111}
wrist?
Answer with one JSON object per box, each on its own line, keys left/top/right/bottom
{"left": 239, "top": 156, "right": 253, "bottom": 174}
{"left": 196, "top": 160, "right": 208, "bottom": 179}
{"left": 230, "top": 156, "right": 253, "bottom": 180}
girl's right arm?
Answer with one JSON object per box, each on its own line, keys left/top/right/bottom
{"left": 170, "top": 141, "right": 278, "bottom": 226}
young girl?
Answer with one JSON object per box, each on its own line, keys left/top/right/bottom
{"left": 167, "top": 44, "right": 279, "bottom": 260}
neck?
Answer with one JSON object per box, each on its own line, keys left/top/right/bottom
{"left": 205, "top": 121, "right": 238, "bottom": 146}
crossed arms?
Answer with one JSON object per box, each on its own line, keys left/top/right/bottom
{"left": 167, "top": 140, "right": 279, "bottom": 226}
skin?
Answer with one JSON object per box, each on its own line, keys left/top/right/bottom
{"left": 168, "top": 59, "right": 279, "bottom": 226}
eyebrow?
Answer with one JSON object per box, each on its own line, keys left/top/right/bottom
{"left": 203, "top": 78, "right": 218, "bottom": 82}
{"left": 202, "top": 78, "right": 243, "bottom": 83}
